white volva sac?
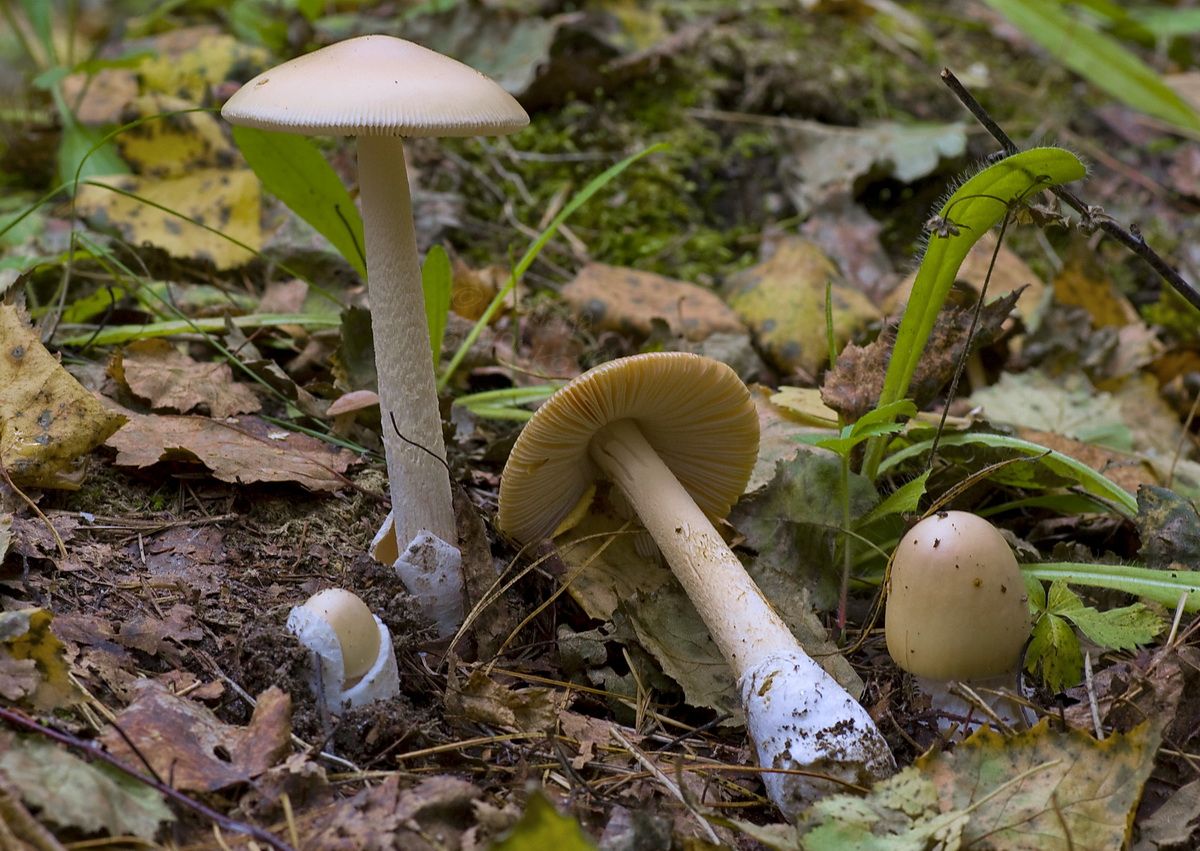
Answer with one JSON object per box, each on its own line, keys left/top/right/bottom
{"left": 498, "top": 353, "right": 894, "bottom": 820}
{"left": 222, "top": 36, "right": 528, "bottom": 636}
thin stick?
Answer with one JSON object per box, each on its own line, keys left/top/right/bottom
{"left": 0, "top": 705, "right": 294, "bottom": 851}
{"left": 940, "top": 67, "right": 1200, "bottom": 313}
{"left": 610, "top": 728, "right": 722, "bottom": 845}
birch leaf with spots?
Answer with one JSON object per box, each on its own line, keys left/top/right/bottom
{"left": 0, "top": 305, "right": 125, "bottom": 489}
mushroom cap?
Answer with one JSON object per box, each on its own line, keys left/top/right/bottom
{"left": 886, "top": 511, "right": 1030, "bottom": 681}
{"left": 220, "top": 35, "right": 529, "bottom": 137}
{"left": 498, "top": 352, "right": 759, "bottom": 544}
{"left": 299, "top": 588, "right": 381, "bottom": 681}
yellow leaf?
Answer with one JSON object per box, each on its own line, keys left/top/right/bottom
{"left": 0, "top": 608, "right": 84, "bottom": 710}
{"left": 116, "top": 94, "right": 235, "bottom": 178}
{"left": 0, "top": 305, "right": 125, "bottom": 489}
{"left": 139, "top": 29, "right": 268, "bottom": 103}
{"left": 76, "top": 168, "right": 262, "bottom": 269}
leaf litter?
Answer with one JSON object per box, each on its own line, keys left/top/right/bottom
{"left": 3, "top": 1, "right": 1200, "bottom": 848}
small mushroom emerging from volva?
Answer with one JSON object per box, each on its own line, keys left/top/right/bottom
{"left": 222, "top": 36, "right": 529, "bottom": 638}
{"left": 498, "top": 352, "right": 894, "bottom": 819}
{"left": 287, "top": 588, "right": 400, "bottom": 709}
{"left": 886, "top": 511, "right": 1032, "bottom": 733}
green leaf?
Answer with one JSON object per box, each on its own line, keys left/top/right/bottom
{"left": 983, "top": 0, "right": 1200, "bottom": 133}
{"left": 422, "top": 245, "right": 451, "bottom": 367}
{"left": 880, "top": 431, "right": 1138, "bottom": 518}
{"left": 1022, "top": 562, "right": 1200, "bottom": 613}
{"left": 491, "top": 791, "right": 595, "bottom": 851}
{"left": 58, "top": 117, "right": 128, "bottom": 187}
{"left": 862, "top": 148, "right": 1086, "bottom": 478}
{"left": 1026, "top": 612, "right": 1083, "bottom": 692}
{"left": 231, "top": 126, "right": 367, "bottom": 278}
{"left": 0, "top": 735, "right": 174, "bottom": 840}
{"left": 1025, "top": 575, "right": 1047, "bottom": 612}
{"left": 18, "top": 0, "right": 54, "bottom": 61}
{"left": 1045, "top": 579, "right": 1085, "bottom": 615}
{"left": 453, "top": 384, "right": 560, "bottom": 420}
{"left": 854, "top": 399, "right": 918, "bottom": 432}
{"left": 856, "top": 470, "right": 930, "bottom": 528}
{"left": 1042, "top": 580, "right": 1166, "bottom": 652}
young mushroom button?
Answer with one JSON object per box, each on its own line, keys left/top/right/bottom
{"left": 886, "top": 511, "right": 1032, "bottom": 732}
{"left": 498, "top": 352, "right": 894, "bottom": 819}
{"left": 222, "top": 36, "right": 529, "bottom": 639}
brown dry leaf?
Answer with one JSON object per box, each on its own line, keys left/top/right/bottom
{"left": 61, "top": 66, "right": 140, "bottom": 124}
{"left": 110, "top": 338, "right": 261, "bottom": 417}
{"left": 1017, "top": 428, "right": 1159, "bottom": 496}
{"left": 0, "top": 305, "right": 126, "bottom": 489}
{"left": 452, "top": 259, "right": 511, "bottom": 321}
{"left": 446, "top": 667, "right": 568, "bottom": 734}
{"left": 117, "top": 604, "right": 203, "bottom": 656}
{"left": 100, "top": 681, "right": 291, "bottom": 792}
{"left": 297, "top": 775, "right": 480, "bottom": 851}
{"left": 0, "top": 608, "right": 84, "bottom": 710}
{"left": 106, "top": 411, "right": 353, "bottom": 492}
{"left": 1053, "top": 248, "right": 1140, "bottom": 328}
{"left": 76, "top": 168, "right": 262, "bottom": 270}
{"left": 823, "top": 288, "right": 1022, "bottom": 421}
{"left": 562, "top": 262, "right": 745, "bottom": 342}
{"left": 724, "top": 237, "right": 879, "bottom": 377}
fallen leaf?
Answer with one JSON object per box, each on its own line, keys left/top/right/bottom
{"left": 0, "top": 511, "right": 10, "bottom": 561}
{"left": 446, "top": 667, "right": 568, "bottom": 734}
{"left": 748, "top": 386, "right": 832, "bottom": 493}
{"left": 823, "top": 288, "right": 1022, "bottom": 421}
{"left": 116, "top": 94, "right": 236, "bottom": 178}
{"left": 1053, "top": 245, "right": 1140, "bottom": 328}
{"left": 0, "top": 608, "right": 84, "bottom": 710}
{"left": 492, "top": 791, "right": 596, "bottom": 851}
{"left": 724, "top": 237, "right": 880, "bottom": 377}
{"left": 100, "top": 681, "right": 291, "bottom": 792}
{"left": 1135, "top": 777, "right": 1200, "bottom": 850}
{"left": 117, "top": 604, "right": 204, "bottom": 656}
{"left": 76, "top": 168, "right": 262, "bottom": 270}
{"left": 1016, "top": 428, "right": 1159, "bottom": 497}
{"left": 1135, "top": 485, "right": 1200, "bottom": 568}
{"left": 0, "top": 304, "right": 126, "bottom": 489}
{"left": 110, "top": 338, "right": 261, "bottom": 417}
{"left": 106, "top": 411, "right": 354, "bottom": 492}
{"left": 0, "top": 732, "right": 174, "bottom": 841}
{"left": 138, "top": 28, "right": 269, "bottom": 103}
{"left": 783, "top": 120, "right": 967, "bottom": 215}
{"left": 562, "top": 262, "right": 745, "bottom": 342}
{"left": 970, "top": 370, "right": 1132, "bottom": 450}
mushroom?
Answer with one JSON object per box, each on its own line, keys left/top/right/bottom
{"left": 498, "top": 352, "right": 894, "bottom": 818}
{"left": 326, "top": 389, "right": 379, "bottom": 438}
{"left": 287, "top": 588, "right": 400, "bottom": 709}
{"left": 886, "top": 510, "right": 1032, "bottom": 733}
{"left": 222, "top": 36, "right": 529, "bottom": 638}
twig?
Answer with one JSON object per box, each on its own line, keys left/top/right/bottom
{"left": 940, "top": 67, "right": 1200, "bottom": 313}
{"left": 1084, "top": 651, "right": 1104, "bottom": 741}
{"left": 610, "top": 728, "right": 722, "bottom": 845}
{"left": 0, "top": 705, "right": 294, "bottom": 851}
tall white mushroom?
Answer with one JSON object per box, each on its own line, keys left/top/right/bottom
{"left": 498, "top": 352, "right": 894, "bottom": 819}
{"left": 222, "top": 36, "right": 529, "bottom": 637}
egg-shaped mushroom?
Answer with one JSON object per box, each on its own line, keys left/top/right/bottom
{"left": 886, "top": 511, "right": 1031, "bottom": 733}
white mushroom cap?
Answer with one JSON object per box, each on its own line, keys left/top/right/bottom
{"left": 220, "top": 35, "right": 529, "bottom": 137}
{"left": 886, "top": 511, "right": 1030, "bottom": 681}
{"left": 497, "top": 352, "right": 759, "bottom": 544}
{"left": 297, "top": 588, "right": 381, "bottom": 681}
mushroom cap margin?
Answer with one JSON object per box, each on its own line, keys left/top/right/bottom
{"left": 221, "top": 35, "right": 529, "bottom": 138}
{"left": 498, "top": 352, "right": 759, "bottom": 545}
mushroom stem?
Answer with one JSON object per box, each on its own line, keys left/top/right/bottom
{"left": 917, "top": 671, "right": 1031, "bottom": 735}
{"left": 590, "top": 418, "right": 799, "bottom": 676}
{"left": 590, "top": 418, "right": 894, "bottom": 816}
{"left": 357, "top": 135, "right": 456, "bottom": 548}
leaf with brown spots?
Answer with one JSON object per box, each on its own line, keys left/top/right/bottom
{"left": 822, "top": 288, "right": 1022, "bottom": 421}
{"left": 110, "top": 338, "right": 261, "bottom": 418}
{"left": 106, "top": 410, "right": 354, "bottom": 492}
{"left": 0, "top": 608, "right": 84, "bottom": 710}
{"left": 0, "top": 305, "right": 126, "bottom": 489}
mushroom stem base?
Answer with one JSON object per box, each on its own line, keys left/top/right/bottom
{"left": 742, "top": 650, "right": 896, "bottom": 821}
{"left": 916, "top": 672, "right": 1031, "bottom": 737}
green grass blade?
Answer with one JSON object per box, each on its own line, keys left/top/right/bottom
{"left": 55, "top": 313, "right": 340, "bottom": 347}
{"left": 422, "top": 245, "right": 452, "bottom": 368}
{"left": 984, "top": 0, "right": 1200, "bottom": 132}
{"left": 862, "top": 148, "right": 1085, "bottom": 478}
{"left": 1022, "top": 562, "right": 1200, "bottom": 612}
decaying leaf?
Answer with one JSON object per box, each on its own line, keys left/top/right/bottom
{"left": 562, "top": 262, "right": 745, "bottom": 342}
{"left": 970, "top": 370, "right": 1132, "bottom": 450}
{"left": 0, "top": 608, "right": 84, "bottom": 710}
{"left": 446, "top": 667, "right": 567, "bottom": 733}
{"left": 492, "top": 791, "right": 596, "bottom": 851}
{"left": 75, "top": 168, "right": 262, "bottom": 270}
{"left": 0, "top": 732, "right": 174, "bottom": 841}
{"left": 1135, "top": 484, "right": 1200, "bottom": 568}
{"left": 0, "top": 305, "right": 126, "bottom": 489}
{"left": 99, "top": 681, "right": 291, "bottom": 792}
{"left": 138, "top": 27, "right": 269, "bottom": 102}
{"left": 116, "top": 94, "right": 236, "bottom": 178}
{"left": 747, "top": 386, "right": 833, "bottom": 493}
{"left": 106, "top": 410, "right": 354, "bottom": 491}
{"left": 822, "top": 288, "right": 1021, "bottom": 421}
{"left": 110, "top": 338, "right": 261, "bottom": 417}
{"left": 724, "top": 237, "right": 880, "bottom": 377}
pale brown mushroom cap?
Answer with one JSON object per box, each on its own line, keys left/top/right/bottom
{"left": 221, "top": 35, "right": 529, "bottom": 137}
{"left": 886, "top": 511, "right": 1030, "bottom": 681}
{"left": 498, "top": 352, "right": 759, "bottom": 544}
{"left": 300, "top": 588, "right": 381, "bottom": 681}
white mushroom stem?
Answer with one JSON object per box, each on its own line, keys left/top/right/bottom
{"left": 917, "top": 671, "right": 1031, "bottom": 735}
{"left": 589, "top": 418, "right": 894, "bottom": 817}
{"left": 357, "top": 135, "right": 456, "bottom": 549}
